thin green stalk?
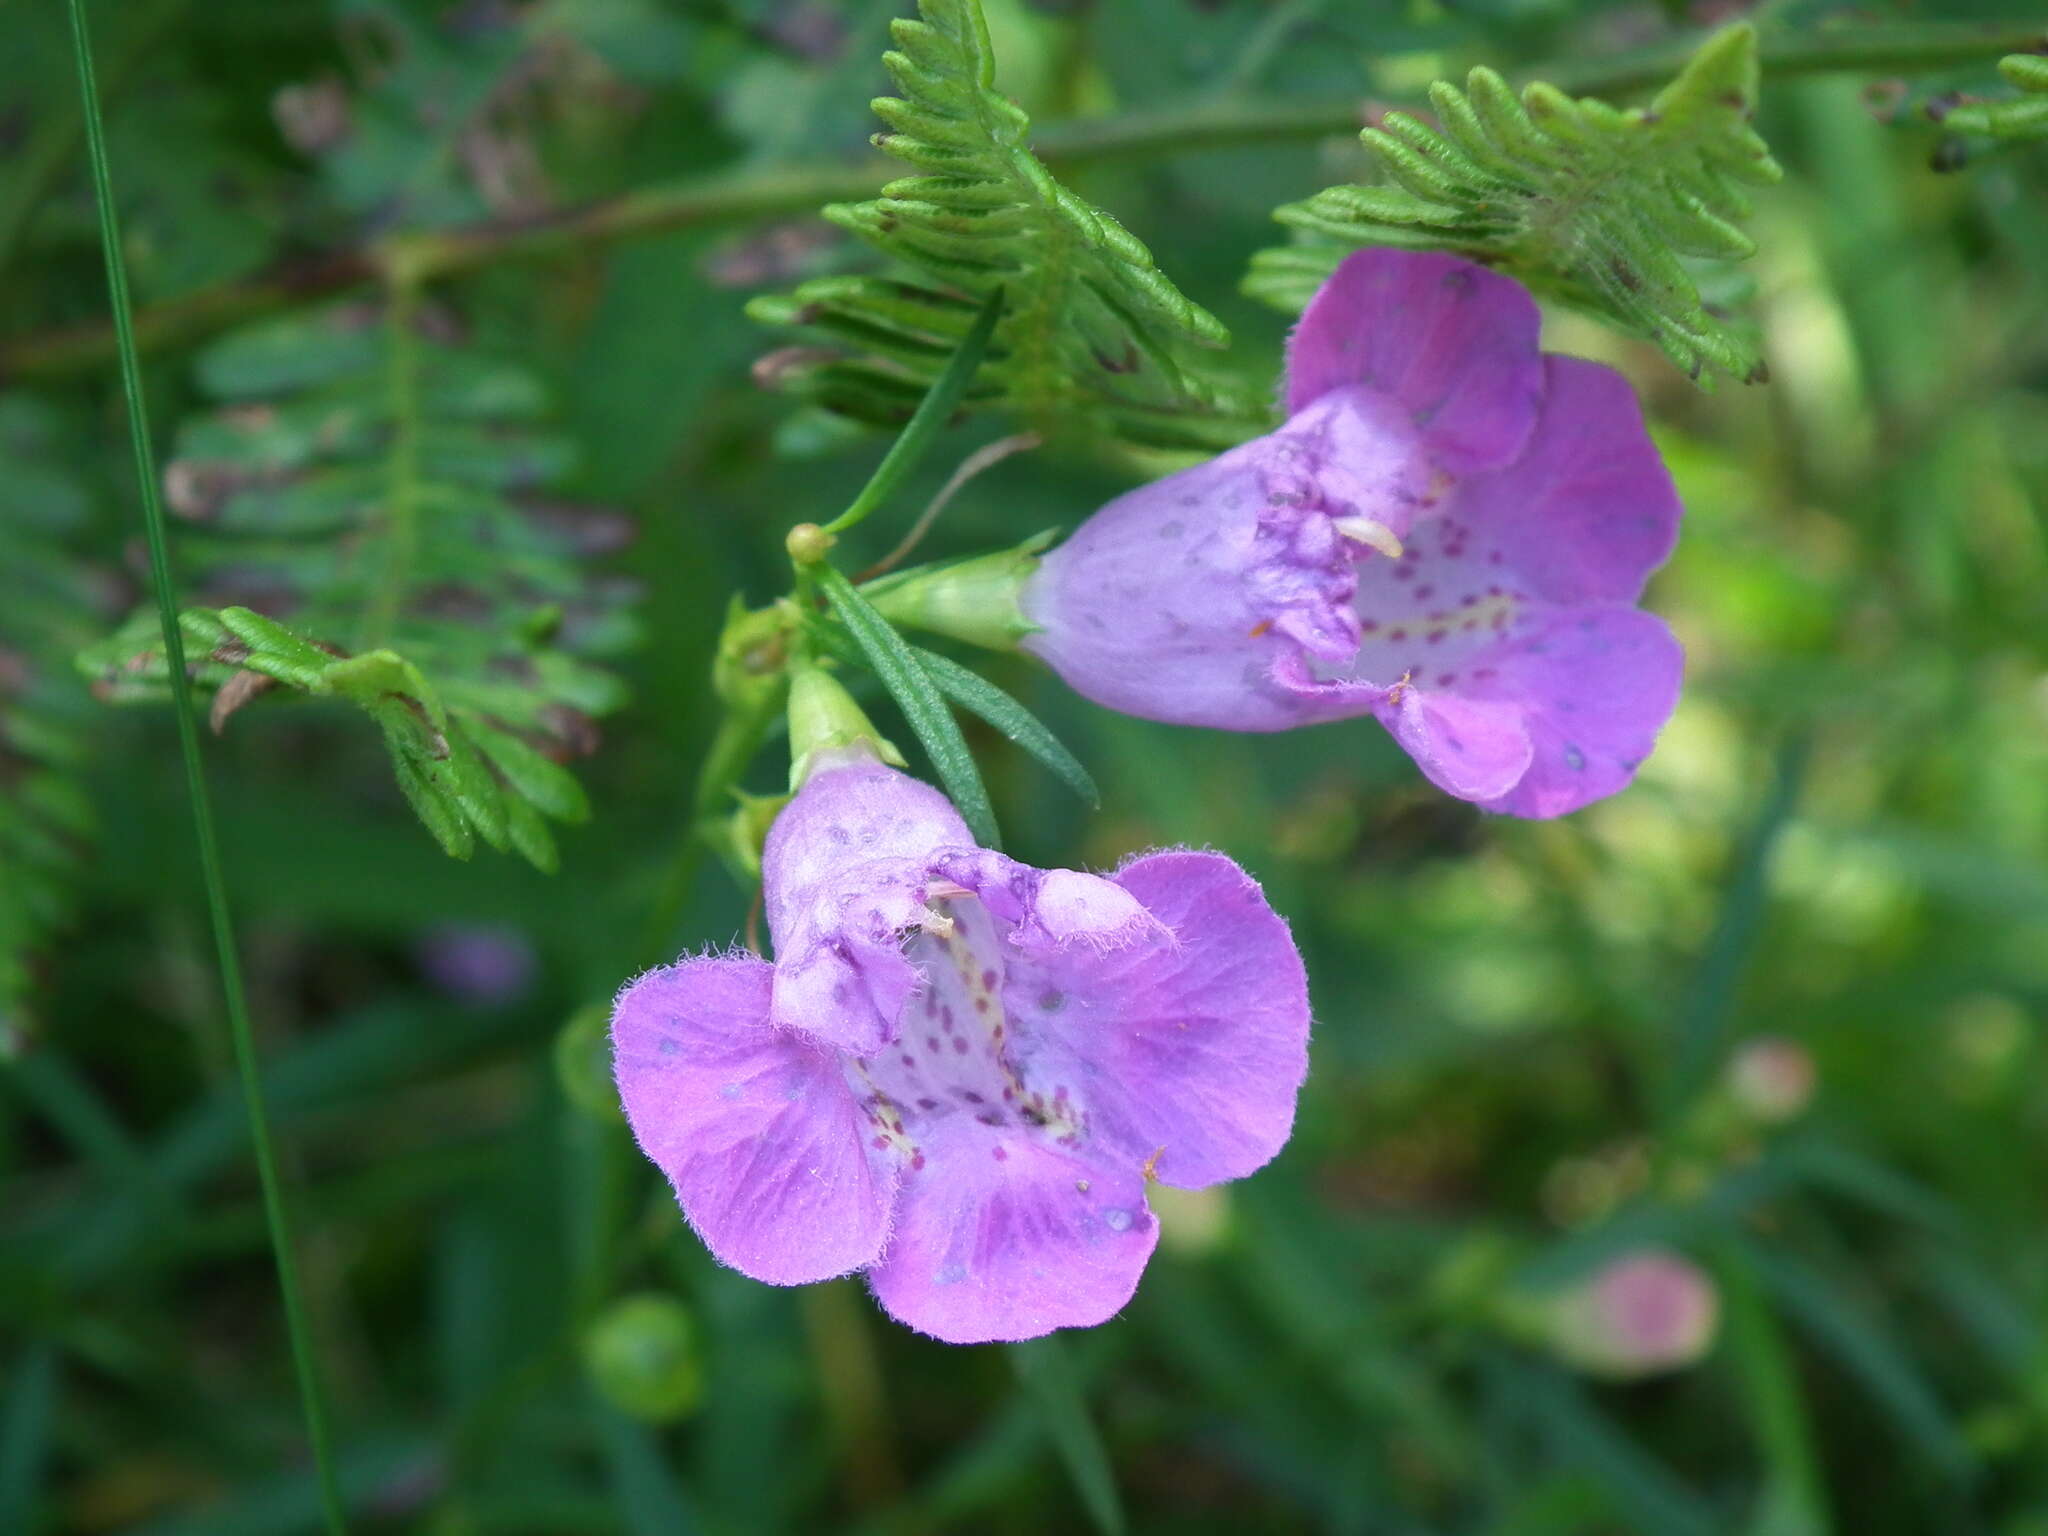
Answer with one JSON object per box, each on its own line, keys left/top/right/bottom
{"left": 63, "top": 5, "right": 348, "bottom": 1533}
{"left": 1664, "top": 733, "right": 1811, "bottom": 1122}
{"left": 821, "top": 288, "right": 1005, "bottom": 538}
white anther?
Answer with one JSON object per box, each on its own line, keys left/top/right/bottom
{"left": 1333, "top": 516, "right": 1405, "bottom": 560}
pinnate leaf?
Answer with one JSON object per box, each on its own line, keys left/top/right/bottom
{"left": 1248, "top": 25, "right": 1783, "bottom": 385}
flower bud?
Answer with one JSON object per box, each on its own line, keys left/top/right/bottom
{"left": 554, "top": 1003, "right": 622, "bottom": 1123}
{"left": 1726, "top": 1036, "right": 1816, "bottom": 1124}
{"left": 416, "top": 924, "right": 534, "bottom": 1005}
{"left": 864, "top": 535, "right": 1047, "bottom": 652}
{"left": 1542, "top": 1250, "right": 1719, "bottom": 1380}
{"left": 582, "top": 1293, "right": 703, "bottom": 1423}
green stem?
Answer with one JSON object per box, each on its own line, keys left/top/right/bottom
{"left": 62, "top": 6, "right": 348, "bottom": 1534}
{"left": 6, "top": 19, "right": 2034, "bottom": 383}
{"left": 1663, "top": 733, "right": 1811, "bottom": 1123}
{"left": 1548, "top": 20, "right": 2048, "bottom": 99}
{"left": 820, "top": 288, "right": 1005, "bottom": 538}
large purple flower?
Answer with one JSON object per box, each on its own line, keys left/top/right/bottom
{"left": 611, "top": 755, "right": 1310, "bottom": 1343}
{"left": 1020, "top": 248, "right": 1684, "bottom": 818}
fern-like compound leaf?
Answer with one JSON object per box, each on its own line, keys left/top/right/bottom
{"left": 0, "top": 398, "right": 101, "bottom": 1033}
{"left": 1934, "top": 54, "right": 2048, "bottom": 142}
{"left": 748, "top": 0, "right": 1267, "bottom": 452}
{"left": 80, "top": 302, "right": 633, "bottom": 870}
{"left": 1248, "top": 25, "right": 1783, "bottom": 385}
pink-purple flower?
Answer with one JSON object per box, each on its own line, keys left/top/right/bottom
{"left": 1019, "top": 248, "right": 1685, "bottom": 818}
{"left": 611, "top": 754, "right": 1310, "bottom": 1343}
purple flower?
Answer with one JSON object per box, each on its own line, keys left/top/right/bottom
{"left": 417, "top": 923, "right": 537, "bottom": 1005}
{"left": 1020, "top": 248, "right": 1684, "bottom": 817}
{"left": 1541, "top": 1249, "right": 1720, "bottom": 1379}
{"left": 610, "top": 755, "right": 1310, "bottom": 1343}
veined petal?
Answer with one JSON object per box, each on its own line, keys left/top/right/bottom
{"left": 1458, "top": 356, "right": 1681, "bottom": 605}
{"left": 1285, "top": 249, "right": 1544, "bottom": 474}
{"left": 867, "top": 1122, "right": 1156, "bottom": 1344}
{"left": 612, "top": 956, "right": 899, "bottom": 1286}
{"left": 1475, "top": 607, "right": 1683, "bottom": 819}
{"left": 1378, "top": 686, "right": 1535, "bottom": 805}
{"left": 1001, "top": 851, "right": 1309, "bottom": 1187}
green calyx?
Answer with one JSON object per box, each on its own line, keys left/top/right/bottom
{"left": 786, "top": 661, "right": 906, "bottom": 789}
{"left": 863, "top": 533, "right": 1050, "bottom": 653}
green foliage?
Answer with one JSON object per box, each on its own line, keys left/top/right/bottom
{"left": 747, "top": 0, "right": 1267, "bottom": 452}
{"left": 0, "top": 399, "right": 99, "bottom": 1031}
{"left": 1935, "top": 54, "right": 2048, "bottom": 142}
{"left": 79, "top": 301, "right": 631, "bottom": 869}
{"left": 1248, "top": 25, "right": 1782, "bottom": 384}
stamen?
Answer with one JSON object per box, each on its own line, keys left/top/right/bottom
{"left": 1333, "top": 515, "right": 1405, "bottom": 560}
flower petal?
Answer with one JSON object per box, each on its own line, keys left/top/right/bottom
{"left": 762, "top": 761, "right": 979, "bottom": 1053}
{"left": 1454, "top": 356, "right": 1681, "bottom": 604}
{"left": 1377, "top": 686, "right": 1535, "bottom": 804}
{"left": 1020, "top": 446, "right": 1317, "bottom": 731}
{"left": 867, "top": 1122, "right": 1156, "bottom": 1343}
{"left": 995, "top": 852, "right": 1310, "bottom": 1189}
{"left": 1285, "top": 249, "right": 1544, "bottom": 473}
{"left": 612, "top": 955, "right": 899, "bottom": 1286}
{"left": 1474, "top": 607, "right": 1683, "bottom": 819}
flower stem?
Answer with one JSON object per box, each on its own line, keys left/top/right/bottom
{"left": 63, "top": 3, "right": 348, "bottom": 1532}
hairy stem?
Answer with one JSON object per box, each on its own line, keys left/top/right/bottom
{"left": 63, "top": 3, "right": 349, "bottom": 1532}
{"left": 5, "top": 19, "right": 2037, "bottom": 383}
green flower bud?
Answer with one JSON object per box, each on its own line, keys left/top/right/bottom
{"left": 554, "top": 1003, "right": 621, "bottom": 1123}
{"left": 864, "top": 534, "right": 1049, "bottom": 652}
{"left": 582, "top": 1293, "right": 703, "bottom": 1423}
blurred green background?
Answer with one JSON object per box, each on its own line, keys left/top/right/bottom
{"left": 5, "top": 1, "right": 2048, "bottom": 1532}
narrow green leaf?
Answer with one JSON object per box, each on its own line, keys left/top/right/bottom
{"left": 816, "top": 565, "right": 1000, "bottom": 848}
{"left": 1715, "top": 1246, "right": 1830, "bottom": 1536}
{"left": 1751, "top": 1245, "right": 1973, "bottom": 1483}
{"left": 0, "top": 1343, "right": 58, "bottom": 1530}
{"left": 824, "top": 286, "right": 1004, "bottom": 536}
{"left": 908, "top": 646, "right": 1098, "bottom": 807}
{"left": 805, "top": 620, "right": 1096, "bottom": 808}
{"left": 1009, "top": 1338, "right": 1126, "bottom": 1536}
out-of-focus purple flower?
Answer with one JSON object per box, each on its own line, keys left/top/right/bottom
{"left": 1019, "top": 248, "right": 1684, "bottom": 818}
{"left": 417, "top": 923, "right": 537, "bottom": 1005}
{"left": 611, "top": 755, "right": 1310, "bottom": 1344}
{"left": 1726, "top": 1036, "right": 1816, "bottom": 1123}
{"left": 1543, "top": 1249, "right": 1720, "bottom": 1379}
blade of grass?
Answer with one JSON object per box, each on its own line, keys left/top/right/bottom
{"left": 1009, "top": 1337, "right": 1126, "bottom": 1536}
{"left": 821, "top": 288, "right": 1004, "bottom": 537}
{"left": 63, "top": 4, "right": 347, "bottom": 1531}
{"left": 1715, "top": 1245, "right": 1831, "bottom": 1536}
{"left": 0, "top": 1344, "right": 58, "bottom": 1532}
{"left": 816, "top": 566, "right": 1001, "bottom": 848}
{"left": 1665, "top": 732, "right": 1810, "bottom": 1119}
